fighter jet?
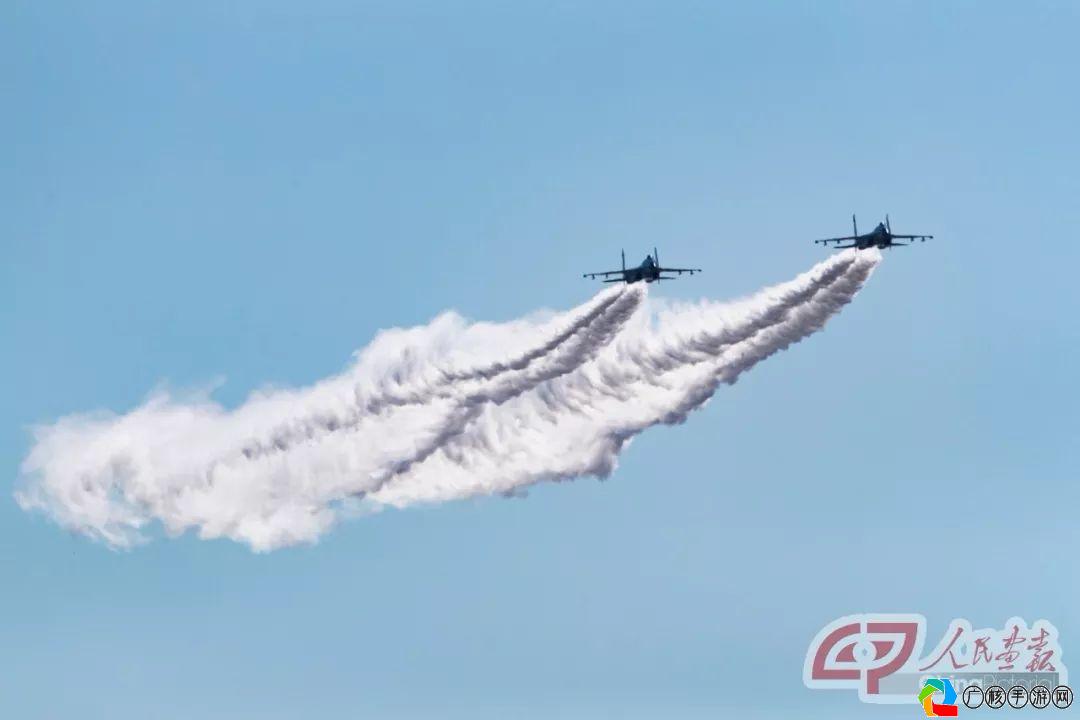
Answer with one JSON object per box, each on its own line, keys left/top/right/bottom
{"left": 583, "top": 249, "right": 701, "bottom": 283}
{"left": 814, "top": 215, "right": 933, "bottom": 250}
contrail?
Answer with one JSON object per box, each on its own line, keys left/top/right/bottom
{"left": 16, "top": 250, "right": 880, "bottom": 551}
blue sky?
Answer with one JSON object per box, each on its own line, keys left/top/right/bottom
{"left": 3, "top": 2, "right": 1079, "bottom": 717}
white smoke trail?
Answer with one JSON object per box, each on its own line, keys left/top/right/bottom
{"left": 16, "top": 285, "right": 643, "bottom": 549}
{"left": 16, "top": 250, "right": 880, "bottom": 550}
{"left": 366, "top": 249, "right": 879, "bottom": 508}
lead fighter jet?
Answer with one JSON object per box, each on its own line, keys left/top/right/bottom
{"left": 814, "top": 214, "right": 933, "bottom": 250}
{"left": 584, "top": 248, "right": 701, "bottom": 284}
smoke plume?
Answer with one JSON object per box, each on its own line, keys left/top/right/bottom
{"left": 16, "top": 250, "right": 880, "bottom": 550}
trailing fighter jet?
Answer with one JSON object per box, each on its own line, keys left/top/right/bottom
{"left": 583, "top": 249, "right": 701, "bottom": 284}
{"left": 814, "top": 215, "right": 933, "bottom": 250}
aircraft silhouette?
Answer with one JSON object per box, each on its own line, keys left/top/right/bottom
{"left": 814, "top": 214, "right": 933, "bottom": 250}
{"left": 584, "top": 249, "right": 701, "bottom": 283}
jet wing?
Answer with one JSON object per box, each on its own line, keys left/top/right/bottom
{"left": 889, "top": 234, "right": 933, "bottom": 241}
{"left": 814, "top": 235, "right": 858, "bottom": 245}
{"left": 583, "top": 270, "right": 624, "bottom": 279}
{"left": 657, "top": 266, "right": 701, "bottom": 275}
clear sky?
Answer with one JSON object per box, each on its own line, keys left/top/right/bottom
{"left": 3, "top": 2, "right": 1079, "bottom": 718}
